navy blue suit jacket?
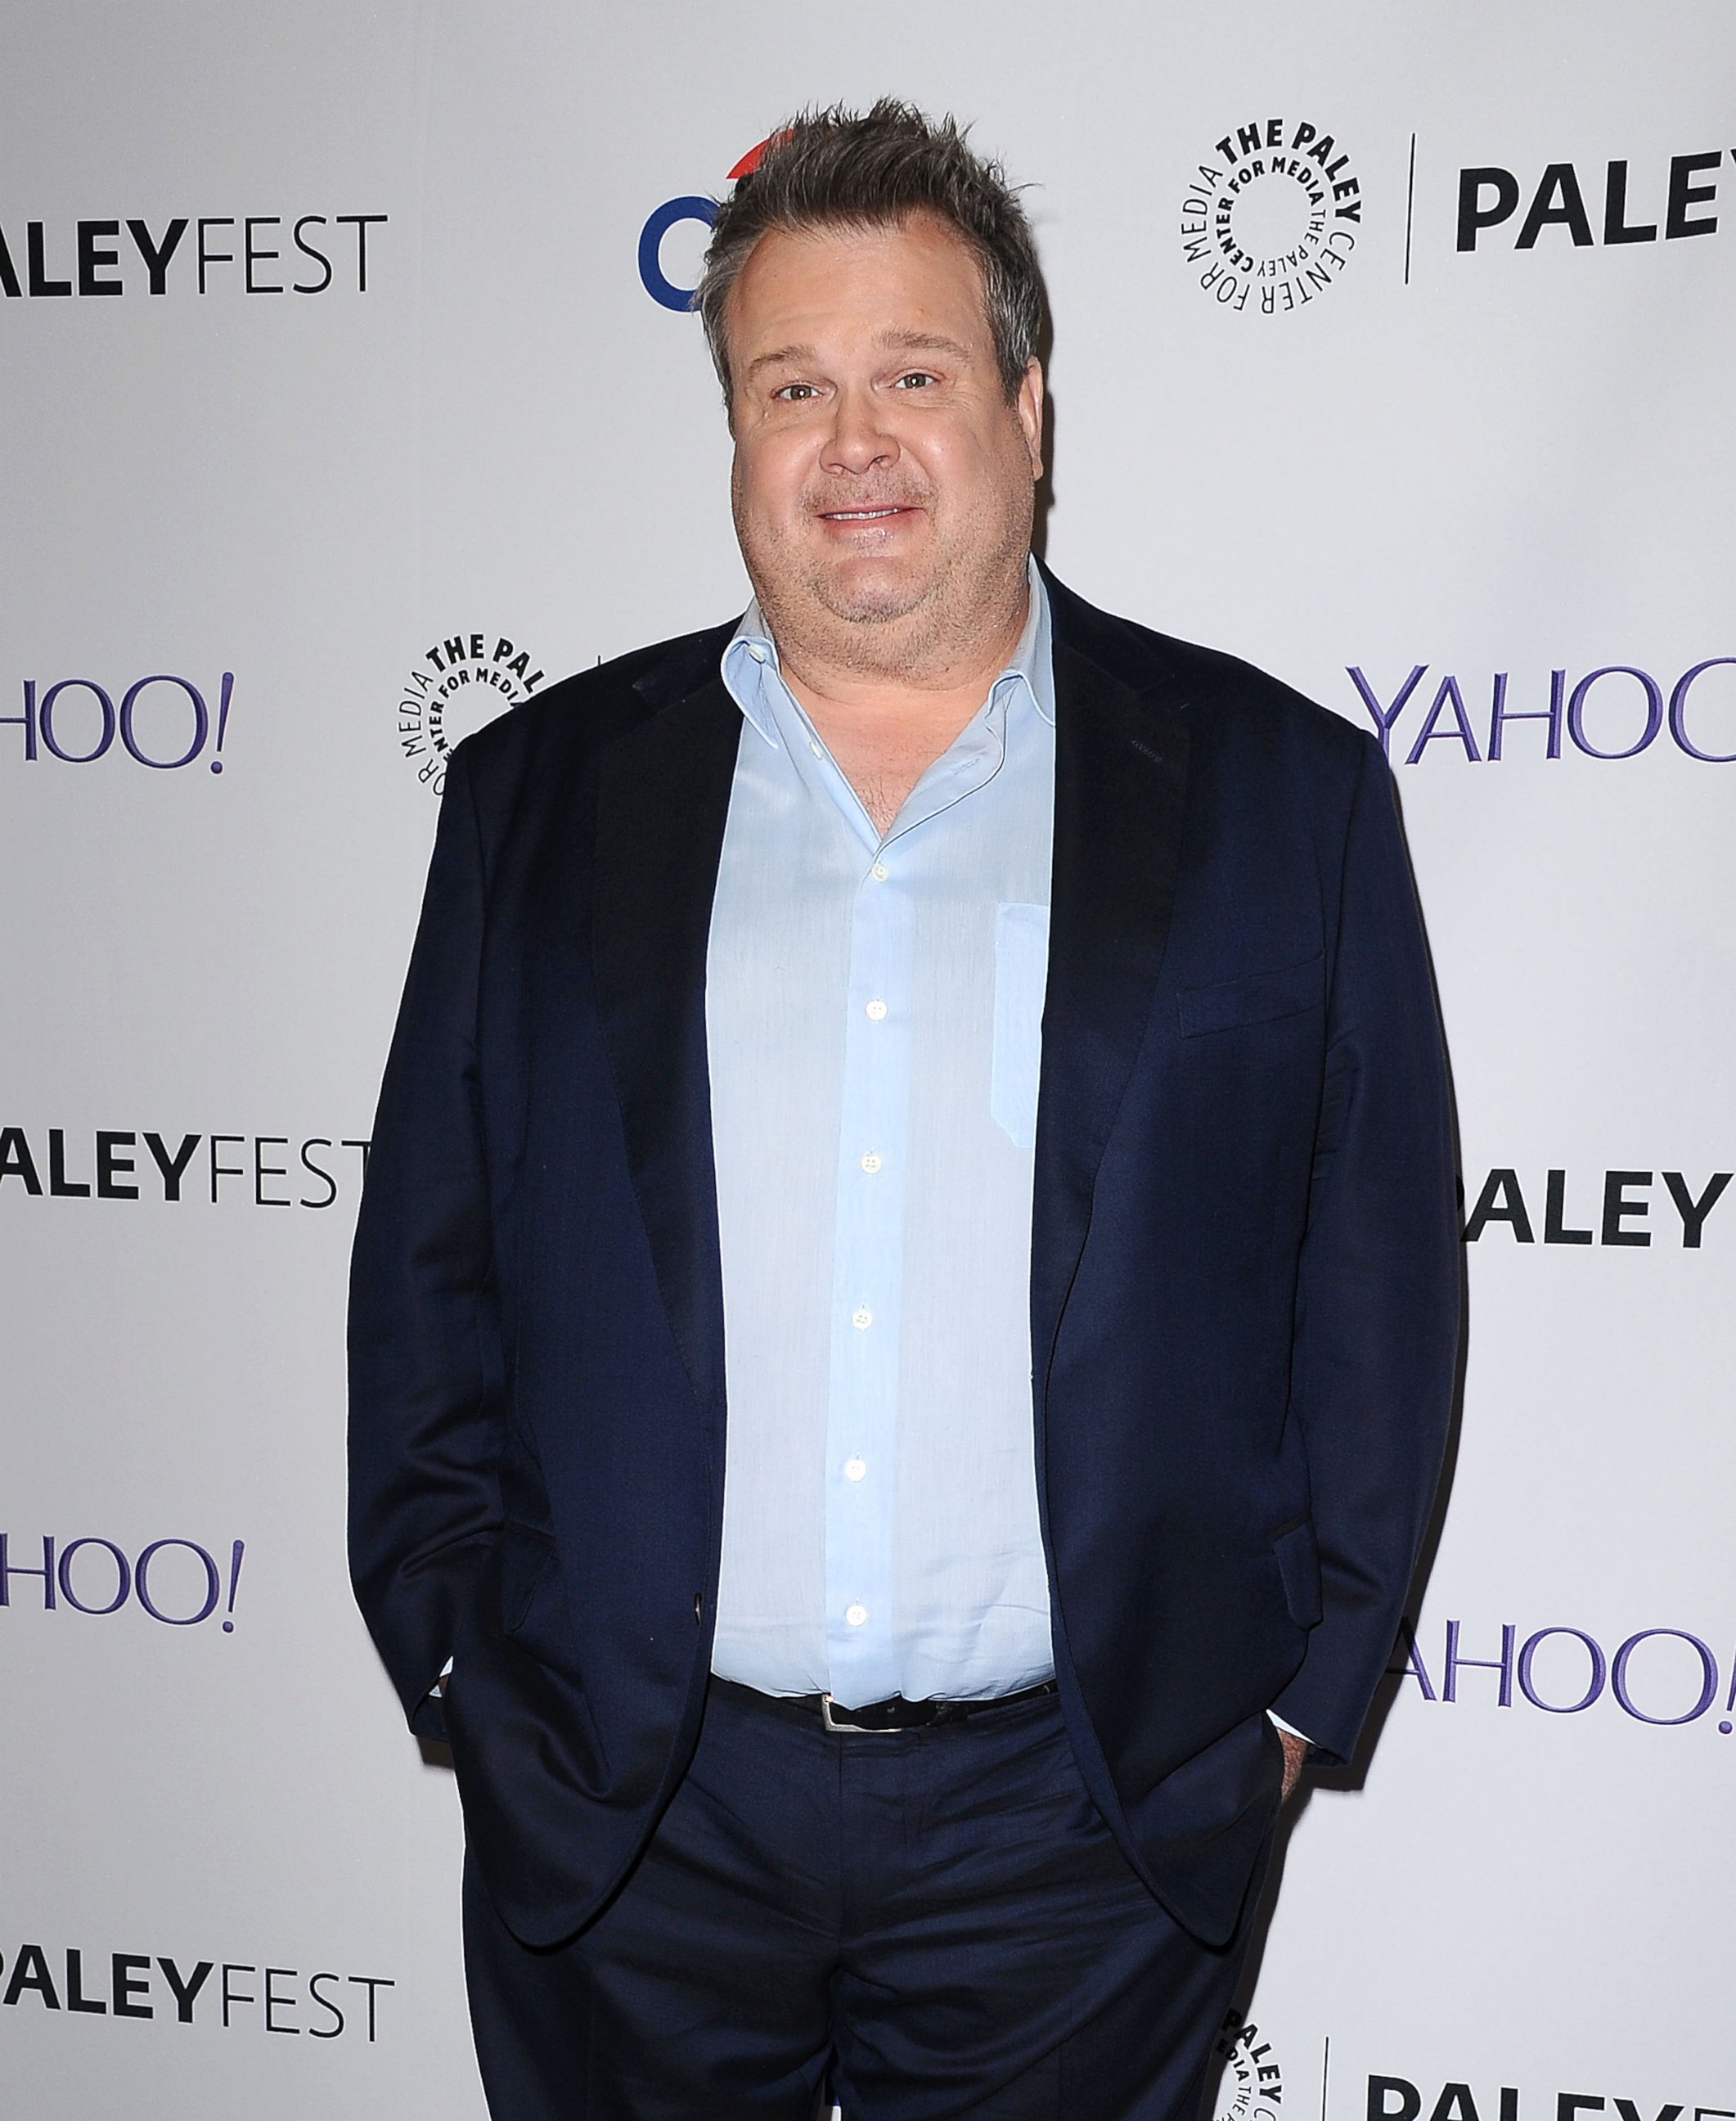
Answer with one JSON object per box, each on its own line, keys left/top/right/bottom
{"left": 348, "top": 570, "right": 1459, "bottom": 1951}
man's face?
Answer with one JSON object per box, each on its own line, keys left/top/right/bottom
{"left": 725, "top": 213, "right": 1043, "bottom": 669}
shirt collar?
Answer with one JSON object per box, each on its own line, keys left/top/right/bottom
{"left": 721, "top": 556, "right": 1055, "bottom": 749}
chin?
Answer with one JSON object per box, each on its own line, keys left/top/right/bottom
{"left": 813, "top": 562, "right": 932, "bottom": 628}
{"left": 822, "top": 592, "right": 924, "bottom": 627}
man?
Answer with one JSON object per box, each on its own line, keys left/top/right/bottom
{"left": 349, "top": 101, "right": 1458, "bottom": 2121}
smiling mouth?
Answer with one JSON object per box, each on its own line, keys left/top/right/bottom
{"left": 818, "top": 505, "right": 917, "bottom": 521}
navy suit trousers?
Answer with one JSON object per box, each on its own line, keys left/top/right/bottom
{"left": 461, "top": 1681, "right": 1271, "bottom": 2120}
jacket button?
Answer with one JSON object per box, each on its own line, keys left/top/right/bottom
{"left": 693, "top": 1592, "right": 703, "bottom": 1623}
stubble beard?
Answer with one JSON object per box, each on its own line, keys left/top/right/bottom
{"left": 738, "top": 490, "right": 1033, "bottom": 689}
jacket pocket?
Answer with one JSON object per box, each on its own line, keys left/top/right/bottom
{"left": 1177, "top": 953, "right": 1325, "bottom": 1038}
{"left": 1270, "top": 1518, "right": 1323, "bottom": 1629}
{"left": 992, "top": 902, "right": 1050, "bottom": 1148}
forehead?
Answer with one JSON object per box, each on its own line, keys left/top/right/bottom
{"left": 726, "top": 213, "right": 993, "bottom": 358}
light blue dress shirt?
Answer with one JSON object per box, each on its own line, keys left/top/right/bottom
{"left": 705, "top": 562, "right": 1056, "bottom": 1708}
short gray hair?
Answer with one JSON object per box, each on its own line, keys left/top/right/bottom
{"left": 696, "top": 100, "right": 1045, "bottom": 410}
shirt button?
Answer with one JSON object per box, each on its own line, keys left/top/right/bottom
{"left": 851, "top": 1307, "right": 873, "bottom": 1331}
{"left": 859, "top": 1151, "right": 882, "bottom": 1174}
{"left": 871, "top": 861, "right": 888, "bottom": 881}
{"left": 808, "top": 737, "right": 823, "bottom": 757}
{"left": 844, "top": 1456, "right": 866, "bottom": 1482}
{"left": 845, "top": 1603, "right": 869, "bottom": 1628}
{"left": 749, "top": 643, "right": 767, "bottom": 663}
{"left": 865, "top": 998, "right": 888, "bottom": 1021}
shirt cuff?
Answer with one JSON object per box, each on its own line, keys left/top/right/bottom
{"left": 1266, "top": 1709, "right": 1311, "bottom": 1745}
{"left": 429, "top": 1656, "right": 453, "bottom": 1700}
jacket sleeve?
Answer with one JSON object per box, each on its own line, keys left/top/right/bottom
{"left": 347, "top": 741, "right": 505, "bottom": 1740}
{"left": 1271, "top": 732, "right": 1459, "bottom": 1763}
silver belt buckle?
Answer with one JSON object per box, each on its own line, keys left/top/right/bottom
{"left": 821, "top": 1693, "right": 870, "bottom": 1734}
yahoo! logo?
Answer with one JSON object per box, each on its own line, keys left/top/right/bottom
{"left": 4, "top": 672, "right": 235, "bottom": 772}
{"left": 1392, "top": 1616, "right": 1736, "bottom": 1731}
{"left": 0, "top": 1535, "right": 245, "bottom": 1629}
{"left": 1350, "top": 658, "right": 1736, "bottom": 764}
{"left": 637, "top": 137, "right": 775, "bottom": 311}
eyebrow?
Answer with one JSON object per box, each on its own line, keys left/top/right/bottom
{"left": 741, "top": 329, "right": 975, "bottom": 383}
{"left": 743, "top": 342, "right": 817, "bottom": 382}
{"left": 875, "top": 329, "right": 973, "bottom": 363}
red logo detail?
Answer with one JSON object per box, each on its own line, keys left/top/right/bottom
{"left": 726, "top": 133, "right": 789, "bottom": 181}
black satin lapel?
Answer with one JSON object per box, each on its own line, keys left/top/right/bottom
{"left": 591, "top": 675, "right": 743, "bottom": 1422}
{"left": 1032, "top": 641, "right": 1191, "bottom": 1380}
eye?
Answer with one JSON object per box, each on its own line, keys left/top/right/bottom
{"left": 892, "top": 370, "right": 938, "bottom": 390}
{"left": 773, "top": 381, "right": 819, "bottom": 402}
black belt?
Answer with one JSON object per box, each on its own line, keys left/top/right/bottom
{"left": 709, "top": 1674, "right": 1057, "bottom": 1735}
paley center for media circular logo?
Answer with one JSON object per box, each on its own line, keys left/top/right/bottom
{"left": 1212, "top": 2008, "right": 1284, "bottom": 2121}
{"left": 1181, "top": 117, "right": 1363, "bottom": 315}
{"left": 395, "top": 630, "right": 545, "bottom": 797}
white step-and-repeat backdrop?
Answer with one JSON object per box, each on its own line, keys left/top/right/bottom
{"left": 3, "top": 4, "right": 1731, "bottom": 2115}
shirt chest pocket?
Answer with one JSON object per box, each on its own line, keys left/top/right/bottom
{"left": 992, "top": 902, "right": 1050, "bottom": 1149}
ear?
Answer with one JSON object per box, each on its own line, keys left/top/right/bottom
{"left": 1015, "top": 358, "right": 1045, "bottom": 480}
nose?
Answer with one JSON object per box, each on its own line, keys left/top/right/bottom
{"left": 820, "top": 384, "right": 899, "bottom": 478}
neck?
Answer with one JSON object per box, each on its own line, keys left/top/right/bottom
{"left": 771, "top": 574, "right": 1031, "bottom": 838}
{"left": 776, "top": 570, "right": 1029, "bottom": 725}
